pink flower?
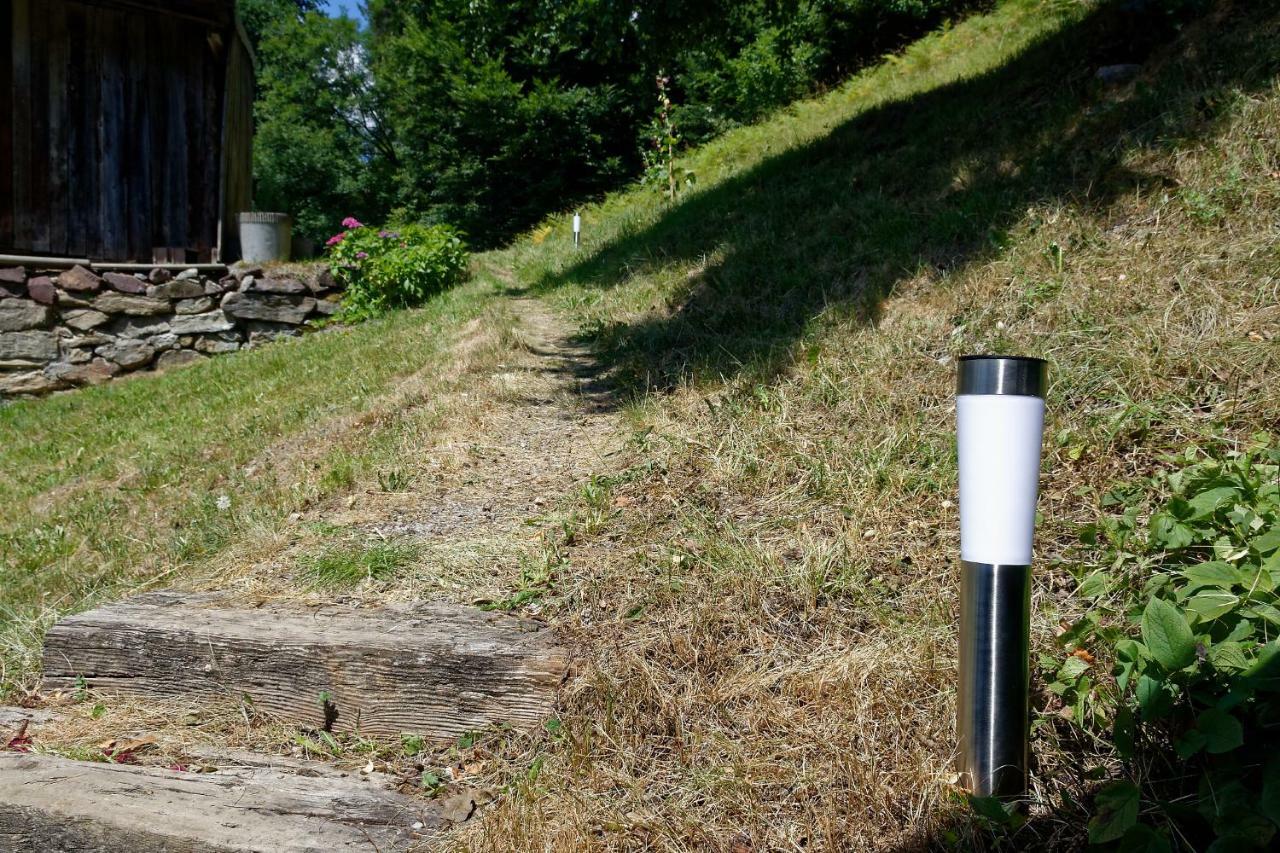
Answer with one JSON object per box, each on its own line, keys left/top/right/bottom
{"left": 326, "top": 232, "right": 346, "bottom": 246}
{"left": 342, "top": 217, "right": 363, "bottom": 229}
{"left": 356, "top": 251, "right": 369, "bottom": 259}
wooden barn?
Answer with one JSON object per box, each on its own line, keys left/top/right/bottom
{"left": 0, "top": 0, "right": 254, "bottom": 264}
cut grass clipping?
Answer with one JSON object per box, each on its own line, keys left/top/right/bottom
{"left": 297, "top": 543, "right": 417, "bottom": 589}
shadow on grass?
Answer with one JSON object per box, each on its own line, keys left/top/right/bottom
{"left": 531, "top": 0, "right": 1279, "bottom": 397}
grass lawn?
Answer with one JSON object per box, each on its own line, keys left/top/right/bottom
{"left": 0, "top": 278, "right": 505, "bottom": 690}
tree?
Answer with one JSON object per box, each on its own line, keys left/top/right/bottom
{"left": 252, "top": 12, "right": 392, "bottom": 242}
{"left": 251, "top": 0, "right": 981, "bottom": 246}
{"left": 237, "top": 0, "right": 322, "bottom": 51}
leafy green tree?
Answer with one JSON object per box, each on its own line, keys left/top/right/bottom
{"left": 252, "top": 12, "right": 393, "bottom": 243}
{"left": 237, "top": 0, "right": 322, "bottom": 50}
{"left": 362, "top": 0, "right": 980, "bottom": 246}
{"left": 252, "top": 0, "right": 983, "bottom": 247}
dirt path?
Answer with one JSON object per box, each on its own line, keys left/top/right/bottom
{"left": 206, "top": 293, "right": 627, "bottom": 608}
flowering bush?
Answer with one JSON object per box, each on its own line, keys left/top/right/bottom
{"left": 325, "top": 220, "right": 468, "bottom": 318}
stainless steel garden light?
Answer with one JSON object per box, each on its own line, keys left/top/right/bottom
{"left": 956, "top": 355, "right": 1048, "bottom": 797}
{"left": 573, "top": 212, "right": 581, "bottom": 248}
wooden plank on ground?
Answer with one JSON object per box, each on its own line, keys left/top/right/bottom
{"left": 42, "top": 592, "right": 567, "bottom": 738}
{"left": 0, "top": 752, "right": 436, "bottom": 852}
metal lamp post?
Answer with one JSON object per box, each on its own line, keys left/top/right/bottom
{"left": 573, "top": 213, "right": 581, "bottom": 248}
{"left": 956, "top": 355, "right": 1047, "bottom": 798}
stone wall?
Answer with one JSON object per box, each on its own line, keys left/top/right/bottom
{"left": 0, "top": 264, "right": 342, "bottom": 397}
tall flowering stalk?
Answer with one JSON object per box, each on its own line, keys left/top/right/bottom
{"left": 655, "top": 73, "right": 677, "bottom": 201}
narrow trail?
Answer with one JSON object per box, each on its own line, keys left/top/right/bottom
{"left": 355, "top": 298, "right": 620, "bottom": 544}
{"left": 208, "top": 288, "right": 629, "bottom": 610}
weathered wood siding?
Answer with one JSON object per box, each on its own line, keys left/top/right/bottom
{"left": 0, "top": 0, "right": 253, "bottom": 262}
{"left": 219, "top": 26, "right": 254, "bottom": 262}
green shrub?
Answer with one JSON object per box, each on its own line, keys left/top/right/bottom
{"left": 1052, "top": 434, "right": 1280, "bottom": 851}
{"left": 326, "top": 218, "right": 469, "bottom": 319}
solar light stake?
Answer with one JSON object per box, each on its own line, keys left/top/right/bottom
{"left": 956, "top": 355, "right": 1047, "bottom": 798}
{"left": 573, "top": 213, "right": 581, "bottom": 248}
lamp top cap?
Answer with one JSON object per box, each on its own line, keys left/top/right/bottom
{"left": 957, "top": 355, "right": 1047, "bottom": 398}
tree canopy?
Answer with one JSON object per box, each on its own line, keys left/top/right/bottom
{"left": 250, "top": 0, "right": 978, "bottom": 247}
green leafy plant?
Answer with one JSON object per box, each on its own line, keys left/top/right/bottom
{"left": 377, "top": 468, "right": 412, "bottom": 492}
{"left": 327, "top": 219, "right": 469, "bottom": 319}
{"left": 1056, "top": 434, "right": 1280, "bottom": 850}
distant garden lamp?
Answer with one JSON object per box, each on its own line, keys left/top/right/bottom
{"left": 956, "top": 355, "right": 1048, "bottom": 798}
{"left": 573, "top": 212, "right": 581, "bottom": 248}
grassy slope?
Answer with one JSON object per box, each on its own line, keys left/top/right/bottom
{"left": 465, "top": 0, "right": 1280, "bottom": 849}
{"left": 0, "top": 279, "right": 506, "bottom": 689}
{"left": 0, "top": 0, "right": 1275, "bottom": 847}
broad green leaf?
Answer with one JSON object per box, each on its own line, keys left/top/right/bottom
{"left": 1244, "top": 603, "right": 1280, "bottom": 628}
{"left": 1141, "top": 597, "right": 1197, "bottom": 670}
{"left": 1117, "top": 824, "right": 1173, "bottom": 853}
{"left": 1185, "top": 590, "right": 1239, "bottom": 623}
{"left": 1150, "top": 513, "right": 1194, "bottom": 549}
{"left": 1114, "top": 706, "right": 1136, "bottom": 760}
{"left": 1197, "top": 708, "right": 1244, "bottom": 754}
{"left": 1243, "top": 641, "right": 1280, "bottom": 693}
{"left": 1225, "top": 619, "right": 1255, "bottom": 642}
{"left": 1115, "top": 639, "right": 1143, "bottom": 692}
{"left": 1059, "top": 655, "right": 1091, "bottom": 681}
{"left": 1077, "top": 571, "right": 1109, "bottom": 598}
{"left": 1089, "top": 780, "right": 1141, "bottom": 844}
{"left": 968, "top": 794, "right": 1017, "bottom": 827}
{"left": 1209, "top": 641, "right": 1250, "bottom": 672}
{"left": 1205, "top": 836, "right": 1264, "bottom": 853}
{"left": 1174, "top": 729, "right": 1206, "bottom": 758}
{"left": 1142, "top": 572, "right": 1173, "bottom": 600}
{"left": 1252, "top": 526, "right": 1280, "bottom": 555}
{"left": 1211, "top": 811, "right": 1276, "bottom": 849}
{"left": 1137, "top": 674, "right": 1173, "bottom": 719}
{"left": 1245, "top": 561, "right": 1277, "bottom": 594}
{"left": 1188, "top": 487, "right": 1239, "bottom": 520}
{"left": 1214, "top": 536, "right": 1249, "bottom": 561}
{"left": 1180, "top": 561, "right": 1244, "bottom": 591}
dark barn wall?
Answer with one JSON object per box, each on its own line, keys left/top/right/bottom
{"left": 0, "top": 0, "right": 253, "bottom": 263}
{"left": 220, "top": 27, "right": 254, "bottom": 263}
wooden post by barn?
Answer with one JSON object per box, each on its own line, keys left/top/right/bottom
{"left": 0, "top": 0, "right": 255, "bottom": 264}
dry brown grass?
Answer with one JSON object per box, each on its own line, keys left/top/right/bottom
{"left": 448, "top": 2, "right": 1280, "bottom": 850}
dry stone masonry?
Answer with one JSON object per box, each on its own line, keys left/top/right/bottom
{"left": 0, "top": 263, "right": 343, "bottom": 397}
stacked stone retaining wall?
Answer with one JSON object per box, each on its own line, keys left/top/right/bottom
{"left": 0, "top": 264, "right": 342, "bottom": 397}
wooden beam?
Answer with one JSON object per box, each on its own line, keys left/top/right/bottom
{"left": 0, "top": 752, "right": 437, "bottom": 851}
{"left": 43, "top": 592, "right": 567, "bottom": 738}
